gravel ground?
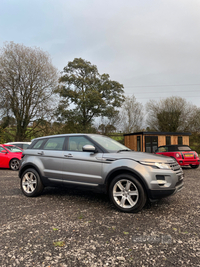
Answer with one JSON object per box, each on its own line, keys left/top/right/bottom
{"left": 0, "top": 167, "right": 200, "bottom": 267}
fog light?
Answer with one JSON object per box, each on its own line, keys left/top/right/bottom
{"left": 156, "top": 175, "right": 166, "bottom": 186}
{"left": 156, "top": 175, "right": 165, "bottom": 180}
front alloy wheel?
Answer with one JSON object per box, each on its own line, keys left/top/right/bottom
{"left": 109, "top": 174, "right": 146, "bottom": 213}
{"left": 21, "top": 168, "right": 44, "bottom": 197}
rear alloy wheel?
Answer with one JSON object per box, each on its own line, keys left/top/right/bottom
{"left": 109, "top": 174, "right": 146, "bottom": 213}
{"left": 9, "top": 158, "right": 20, "bottom": 171}
{"left": 190, "top": 165, "right": 199, "bottom": 169}
{"left": 21, "top": 168, "right": 44, "bottom": 197}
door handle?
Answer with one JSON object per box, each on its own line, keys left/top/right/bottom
{"left": 64, "top": 154, "right": 73, "bottom": 158}
{"left": 37, "top": 151, "right": 43, "bottom": 155}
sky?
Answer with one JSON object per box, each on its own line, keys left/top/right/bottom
{"left": 0, "top": 0, "right": 200, "bottom": 108}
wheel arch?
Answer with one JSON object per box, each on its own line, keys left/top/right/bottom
{"left": 105, "top": 167, "right": 149, "bottom": 197}
{"left": 9, "top": 157, "right": 19, "bottom": 164}
{"left": 20, "top": 165, "right": 44, "bottom": 197}
{"left": 19, "top": 163, "right": 43, "bottom": 182}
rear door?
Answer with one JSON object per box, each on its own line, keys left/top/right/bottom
{"left": 30, "top": 137, "right": 66, "bottom": 180}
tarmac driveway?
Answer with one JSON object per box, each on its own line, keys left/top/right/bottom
{"left": 0, "top": 167, "right": 200, "bottom": 267}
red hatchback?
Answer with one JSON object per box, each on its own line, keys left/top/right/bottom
{"left": 0, "top": 144, "right": 23, "bottom": 171}
{"left": 155, "top": 145, "right": 199, "bottom": 169}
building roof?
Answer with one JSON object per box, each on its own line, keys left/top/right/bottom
{"left": 124, "top": 131, "right": 191, "bottom": 136}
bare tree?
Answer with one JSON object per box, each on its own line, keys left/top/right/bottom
{"left": 119, "top": 95, "right": 144, "bottom": 133}
{"left": 0, "top": 42, "right": 58, "bottom": 141}
{"left": 146, "top": 96, "right": 198, "bottom": 132}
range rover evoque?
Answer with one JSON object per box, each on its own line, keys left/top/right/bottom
{"left": 19, "top": 134, "right": 184, "bottom": 213}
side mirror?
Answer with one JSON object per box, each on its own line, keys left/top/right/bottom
{"left": 1, "top": 150, "right": 7, "bottom": 153}
{"left": 82, "top": 145, "right": 96, "bottom": 153}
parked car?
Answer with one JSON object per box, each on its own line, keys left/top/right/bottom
{"left": 5, "top": 142, "right": 31, "bottom": 150}
{"left": 155, "top": 145, "right": 199, "bottom": 169}
{"left": 19, "top": 134, "right": 184, "bottom": 213}
{"left": 0, "top": 144, "right": 23, "bottom": 170}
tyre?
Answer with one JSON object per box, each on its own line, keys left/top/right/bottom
{"left": 109, "top": 174, "right": 147, "bottom": 213}
{"left": 9, "top": 158, "right": 20, "bottom": 171}
{"left": 190, "top": 165, "right": 199, "bottom": 169}
{"left": 20, "top": 168, "right": 44, "bottom": 197}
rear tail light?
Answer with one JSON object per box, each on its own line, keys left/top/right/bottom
{"left": 176, "top": 153, "right": 181, "bottom": 158}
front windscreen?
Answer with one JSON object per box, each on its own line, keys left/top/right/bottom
{"left": 90, "top": 135, "right": 130, "bottom": 152}
{"left": 4, "top": 145, "right": 22, "bottom": 152}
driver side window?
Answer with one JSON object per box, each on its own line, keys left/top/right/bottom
{"left": 68, "top": 136, "right": 93, "bottom": 152}
{"left": 0, "top": 147, "right": 5, "bottom": 153}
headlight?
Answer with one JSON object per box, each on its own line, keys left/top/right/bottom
{"left": 139, "top": 161, "right": 171, "bottom": 170}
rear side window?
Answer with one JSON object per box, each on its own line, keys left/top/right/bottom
{"left": 43, "top": 137, "right": 65, "bottom": 150}
{"left": 32, "top": 140, "right": 45, "bottom": 149}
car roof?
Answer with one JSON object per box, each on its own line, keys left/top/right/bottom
{"left": 5, "top": 142, "right": 31, "bottom": 144}
{"left": 31, "top": 133, "right": 98, "bottom": 142}
{"left": 2, "top": 144, "right": 15, "bottom": 147}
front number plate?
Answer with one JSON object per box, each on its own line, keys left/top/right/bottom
{"left": 184, "top": 154, "right": 193, "bottom": 157}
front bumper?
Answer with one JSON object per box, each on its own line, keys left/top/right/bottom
{"left": 148, "top": 179, "right": 184, "bottom": 199}
{"left": 177, "top": 159, "right": 200, "bottom": 166}
{"left": 140, "top": 160, "right": 184, "bottom": 200}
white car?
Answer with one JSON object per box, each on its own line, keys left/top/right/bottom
{"left": 5, "top": 142, "right": 31, "bottom": 150}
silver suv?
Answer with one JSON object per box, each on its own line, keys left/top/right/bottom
{"left": 19, "top": 134, "right": 184, "bottom": 213}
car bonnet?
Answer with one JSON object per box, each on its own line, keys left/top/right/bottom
{"left": 102, "top": 151, "right": 175, "bottom": 163}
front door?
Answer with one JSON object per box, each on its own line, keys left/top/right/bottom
{"left": 0, "top": 147, "right": 9, "bottom": 167}
{"left": 145, "top": 136, "right": 158, "bottom": 153}
{"left": 62, "top": 135, "right": 103, "bottom": 185}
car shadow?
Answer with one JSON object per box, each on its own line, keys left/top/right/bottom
{"left": 42, "top": 185, "right": 110, "bottom": 204}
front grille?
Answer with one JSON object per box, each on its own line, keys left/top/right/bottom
{"left": 168, "top": 161, "right": 181, "bottom": 171}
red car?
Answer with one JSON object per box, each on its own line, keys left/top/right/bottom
{"left": 0, "top": 144, "right": 23, "bottom": 171}
{"left": 155, "top": 145, "right": 199, "bottom": 169}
